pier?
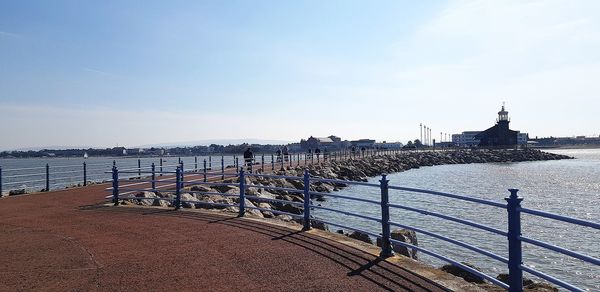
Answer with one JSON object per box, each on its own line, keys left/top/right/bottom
{"left": 1, "top": 150, "right": 597, "bottom": 291}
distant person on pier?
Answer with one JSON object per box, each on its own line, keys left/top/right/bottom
{"left": 276, "top": 148, "right": 282, "bottom": 162}
{"left": 282, "top": 145, "right": 289, "bottom": 162}
{"left": 243, "top": 148, "right": 254, "bottom": 172}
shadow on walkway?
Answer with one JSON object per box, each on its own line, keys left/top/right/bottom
{"left": 83, "top": 205, "right": 449, "bottom": 292}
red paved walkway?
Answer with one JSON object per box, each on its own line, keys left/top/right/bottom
{"left": 0, "top": 184, "right": 450, "bottom": 291}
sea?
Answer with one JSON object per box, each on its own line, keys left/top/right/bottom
{"left": 1, "top": 149, "right": 598, "bottom": 290}
{"left": 314, "top": 148, "right": 600, "bottom": 291}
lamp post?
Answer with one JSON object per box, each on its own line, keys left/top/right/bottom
{"left": 420, "top": 123, "right": 423, "bottom": 145}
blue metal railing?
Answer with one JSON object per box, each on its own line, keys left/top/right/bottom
{"left": 1, "top": 149, "right": 407, "bottom": 196}
{"left": 106, "top": 165, "right": 599, "bottom": 291}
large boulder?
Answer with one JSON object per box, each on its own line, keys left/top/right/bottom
{"left": 440, "top": 262, "right": 485, "bottom": 284}
{"left": 133, "top": 191, "right": 160, "bottom": 206}
{"left": 496, "top": 274, "right": 557, "bottom": 291}
{"left": 348, "top": 231, "right": 373, "bottom": 244}
{"left": 180, "top": 193, "right": 198, "bottom": 208}
{"left": 9, "top": 189, "right": 26, "bottom": 196}
{"left": 243, "top": 199, "right": 263, "bottom": 218}
{"left": 376, "top": 229, "right": 418, "bottom": 259}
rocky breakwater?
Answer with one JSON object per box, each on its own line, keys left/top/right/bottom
{"left": 122, "top": 149, "right": 571, "bottom": 224}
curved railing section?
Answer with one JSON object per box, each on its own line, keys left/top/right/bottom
{"left": 105, "top": 165, "right": 598, "bottom": 291}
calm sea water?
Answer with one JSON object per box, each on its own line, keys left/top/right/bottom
{"left": 314, "top": 149, "right": 600, "bottom": 290}
{"left": 0, "top": 155, "right": 240, "bottom": 192}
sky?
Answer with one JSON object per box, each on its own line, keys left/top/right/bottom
{"left": 1, "top": 0, "right": 599, "bottom": 150}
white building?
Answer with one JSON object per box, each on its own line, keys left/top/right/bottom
{"left": 374, "top": 142, "right": 404, "bottom": 149}
{"left": 452, "top": 131, "right": 482, "bottom": 147}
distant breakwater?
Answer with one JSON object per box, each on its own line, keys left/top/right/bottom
{"left": 126, "top": 149, "right": 572, "bottom": 218}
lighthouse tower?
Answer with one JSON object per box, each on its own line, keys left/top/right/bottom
{"left": 497, "top": 102, "right": 510, "bottom": 123}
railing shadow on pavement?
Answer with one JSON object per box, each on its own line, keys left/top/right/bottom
{"left": 82, "top": 204, "right": 448, "bottom": 292}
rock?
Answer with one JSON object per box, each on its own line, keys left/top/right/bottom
{"left": 276, "top": 214, "right": 294, "bottom": 222}
{"left": 310, "top": 220, "right": 329, "bottom": 231}
{"left": 180, "top": 193, "right": 198, "bottom": 208}
{"left": 8, "top": 189, "right": 26, "bottom": 196}
{"left": 377, "top": 229, "right": 418, "bottom": 259}
{"left": 190, "top": 185, "right": 213, "bottom": 193}
{"left": 496, "top": 273, "right": 557, "bottom": 291}
{"left": 243, "top": 199, "right": 263, "bottom": 218}
{"left": 257, "top": 202, "right": 274, "bottom": 218}
{"left": 213, "top": 184, "right": 239, "bottom": 193}
{"left": 133, "top": 191, "right": 160, "bottom": 206}
{"left": 496, "top": 273, "right": 534, "bottom": 286}
{"left": 348, "top": 231, "right": 373, "bottom": 244}
{"left": 440, "top": 262, "right": 485, "bottom": 284}
{"left": 524, "top": 282, "right": 559, "bottom": 291}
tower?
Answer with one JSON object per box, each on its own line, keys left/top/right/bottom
{"left": 497, "top": 102, "right": 510, "bottom": 123}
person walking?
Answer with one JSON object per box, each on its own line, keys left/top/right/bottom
{"left": 243, "top": 147, "right": 254, "bottom": 173}
{"left": 282, "top": 145, "right": 289, "bottom": 162}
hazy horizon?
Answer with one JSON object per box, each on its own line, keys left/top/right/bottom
{"left": 1, "top": 0, "right": 599, "bottom": 150}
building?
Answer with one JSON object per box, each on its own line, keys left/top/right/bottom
{"left": 350, "top": 139, "right": 376, "bottom": 149}
{"left": 452, "top": 131, "right": 482, "bottom": 147}
{"left": 452, "top": 105, "right": 528, "bottom": 148}
{"left": 300, "top": 135, "right": 343, "bottom": 150}
{"left": 474, "top": 105, "right": 518, "bottom": 147}
{"left": 374, "top": 141, "right": 404, "bottom": 149}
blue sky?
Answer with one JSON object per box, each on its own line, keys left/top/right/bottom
{"left": 1, "top": 0, "right": 599, "bottom": 149}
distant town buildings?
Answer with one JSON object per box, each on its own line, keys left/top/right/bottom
{"left": 299, "top": 135, "right": 402, "bottom": 150}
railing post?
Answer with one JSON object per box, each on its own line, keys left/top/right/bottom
{"left": 297, "top": 153, "right": 300, "bottom": 166}
{"left": 261, "top": 154, "right": 265, "bottom": 172}
{"left": 180, "top": 161, "right": 184, "bottom": 183}
{"left": 506, "top": 189, "right": 523, "bottom": 292}
{"left": 203, "top": 159, "right": 207, "bottom": 182}
{"left": 280, "top": 155, "right": 284, "bottom": 171}
{"left": 45, "top": 163, "right": 50, "bottom": 192}
{"left": 194, "top": 156, "right": 198, "bottom": 172}
{"left": 0, "top": 166, "right": 3, "bottom": 196}
{"left": 271, "top": 154, "right": 274, "bottom": 171}
{"left": 238, "top": 168, "right": 245, "bottom": 217}
{"left": 137, "top": 159, "right": 141, "bottom": 179}
{"left": 83, "top": 162, "right": 87, "bottom": 186}
{"left": 159, "top": 158, "right": 163, "bottom": 176}
{"left": 302, "top": 169, "right": 311, "bottom": 231}
{"left": 151, "top": 163, "right": 156, "bottom": 190}
{"left": 174, "top": 167, "right": 182, "bottom": 210}
{"left": 209, "top": 156, "right": 212, "bottom": 169}
{"left": 112, "top": 166, "right": 119, "bottom": 206}
{"left": 379, "top": 174, "right": 394, "bottom": 258}
{"left": 221, "top": 156, "right": 225, "bottom": 179}
{"left": 235, "top": 156, "right": 239, "bottom": 173}
{"left": 113, "top": 160, "right": 116, "bottom": 167}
